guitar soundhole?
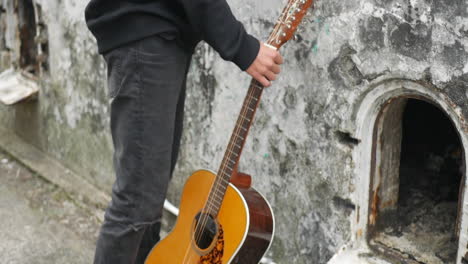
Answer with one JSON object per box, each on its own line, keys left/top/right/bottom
{"left": 193, "top": 212, "right": 218, "bottom": 250}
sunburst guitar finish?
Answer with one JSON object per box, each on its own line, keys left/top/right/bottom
{"left": 145, "top": 170, "right": 274, "bottom": 264}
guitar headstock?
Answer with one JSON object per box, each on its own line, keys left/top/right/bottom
{"left": 267, "top": 0, "right": 315, "bottom": 49}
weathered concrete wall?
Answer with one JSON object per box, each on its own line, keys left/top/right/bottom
{"left": 0, "top": 0, "right": 113, "bottom": 191}
{"left": 0, "top": 0, "right": 467, "bottom": 263}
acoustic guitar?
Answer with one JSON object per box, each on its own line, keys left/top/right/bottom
{"left": 145, "top": 0, "right": 314, "bottom": 263}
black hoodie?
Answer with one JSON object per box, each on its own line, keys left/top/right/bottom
{"left": 85, "top": 0, "right": 260, "bottom": 70}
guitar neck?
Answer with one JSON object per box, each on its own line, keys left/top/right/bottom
{"left": 205, "top": 79, "right": 265, "bottom": 216}
{"left": 203, "top": 0, "right": 315, "bottom": 217}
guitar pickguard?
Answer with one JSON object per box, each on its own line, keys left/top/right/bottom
{"left": 199, "top": 225, "right": 224, "bottom": 264}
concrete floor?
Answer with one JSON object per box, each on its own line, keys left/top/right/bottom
{"left": 0, "top": 151, "right": 101, "bottom": 263}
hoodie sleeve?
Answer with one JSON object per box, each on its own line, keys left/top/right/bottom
{"left": 180, "top": 0, "right": 260, "bottom": 71}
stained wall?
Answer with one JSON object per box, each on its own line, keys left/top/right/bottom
{"left": 0, "top": 0, "right": 467, "bottom": 263}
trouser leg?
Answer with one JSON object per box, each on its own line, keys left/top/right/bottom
{"left": 135, "top": 56, "right": 191, "bottom": 263}
{"left": 94, "top": 35, "right": 190, "bottom": 264}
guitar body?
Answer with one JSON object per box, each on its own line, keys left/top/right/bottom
{"left": 145, "top": 170, "right": 274, "bottom": 264}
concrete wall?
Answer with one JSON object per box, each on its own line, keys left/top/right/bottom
{"left": 0, "top": 0, "right": 467, "bottom": 263}
{"left": 0, "top": 0, "right": 113, "bottom": 191}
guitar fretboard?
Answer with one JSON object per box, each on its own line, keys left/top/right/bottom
{"left": 204, "top": 79, "right": 265, "bottom": 216}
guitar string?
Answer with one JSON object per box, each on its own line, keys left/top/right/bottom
{"left": 183, "top": 86, "right": 259, "bottom": 264}
{"left": 191, "top": 0, "right": 295, "bottom": 251}
{"left": 180, "top": 95, "right": 257, "bottom": 262}
{"left": 195, "top": 22, "right": 284, "bottom": 228}
{"left": 194, "top": 54, "right": 275, "bottom": 241}
{"left": 192, "top": 0, "right": 290, "bottom": 246}
{"left": 187, "top": 78, "right": 258, "bottom": 252}
{"left": 184, "top": 43, "right": 271, "bottom": 264}
{"left": 185, "top": 2, "right": 295, "bottom": 259}
{"left": 192, "top": 10, "right": 286, "bottom": 232}
{"left": 193, "top": 79, "right": 260, "bottom": 245}
{"left": 193, "top": 30, "right": 279, "bottom": 244}
{"left": 193, "top": 76, "right": 271, "bottom": 251}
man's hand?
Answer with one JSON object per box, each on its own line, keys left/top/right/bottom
{"left": 246, "top": 43, "right": 283, "bottom": 87}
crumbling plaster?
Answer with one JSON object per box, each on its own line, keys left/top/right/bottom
{"left": 0, "top": 0, "right": 466, "bottom": 263}
{"left": 0, "top": 0, "right": 113, "bottom": 190}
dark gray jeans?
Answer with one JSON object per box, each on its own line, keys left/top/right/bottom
{"left": 94, "top": 34, "right": 191, "bottom": 264}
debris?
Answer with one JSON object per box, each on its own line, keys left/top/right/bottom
{"left": 0, "top": 68, "right": 39, "bottom": 105}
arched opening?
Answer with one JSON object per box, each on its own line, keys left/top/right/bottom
{"left": 18, "top": 0, "right": 48, "bottom": 75}
{"left": 368, "top": 98, "right": 465, "bottom": 263}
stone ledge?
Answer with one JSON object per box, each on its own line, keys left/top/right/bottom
{"left": 0, "top": 128, "right": 110, "bottom": 209}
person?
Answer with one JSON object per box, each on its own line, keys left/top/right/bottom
{"left": 84, "top": 0, "right": 283, "bottom": 263}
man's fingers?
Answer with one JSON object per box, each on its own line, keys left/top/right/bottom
{"left": 265, "top": 71, "right": 277, "bottom": 82}
{"left": 271, "top": 64, "right": 280, "bottom": 74}
{"left": 246, "top": 42, "right": 282, "bottom": 86}
{"left": 274, "top": 53, "right": 284, "bottom": 64}
{"left": 256, "top": 75, "right": 271, "bottom": 87}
